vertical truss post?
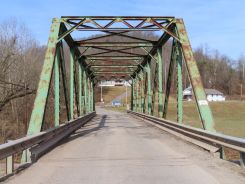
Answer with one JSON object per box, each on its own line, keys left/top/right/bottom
{"left": 163, "top": 40, "right": 176, "bottom": 119}
{"left": 27, "top": 18, "right": 61, "bottom": 135}
{"left": 74, "top": 62, "right": 79, "bottom": 117}
{"left": 176, "top": 19, "right": 215, "bottom": 131}
{"left": 70, "top": 47, "right": 75, "bottom": 120}
{"left": 78, "top": 61, "right": 82, "bottom": 116}
{"left": 143, "top": 73, "right": 147, "bottom": 113}
{"left": 141, "top": 72, "right": 145, "bottom": 113}
{"left": 152, "top": 66, "right": 157, "bottom": 116}
{"left": 176, "top": 42, "right": 183, "bottom": 123}
{"left": 60, "top": 45, "right": 70, "bottom": 120}
{"left": 54, "top": 44, "right": 60, "bottom": 126}
{"left": 90, "top": 81, "right": 93, "bottom": 112}
{"left": 136, "top": 76, "right": 139, "bottom": 112}
{"left": 83, "top": 70, "right": 87, "bottom": 114}
{"left": 131, "top": 80, "right": 134, "bottom": 111}
{"left": 93, "top": 83, "right": 95, "bottom": 111}
{"left": 87, "top": 77, "right": 91, "bottom": 113}
{"left": 157, "top": 47, "right": 164, "bottom": 118}
{"left": 146, "top": 60, "right": 152, "bottom": 115}
{"left": 139, "top": 71, "right": 144, "bottom": 113}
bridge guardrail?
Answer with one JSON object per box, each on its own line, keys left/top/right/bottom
{"left": 0, "top": 112, "right": 96, "bottom": 179}
{"left": 127, "top": 110, "right": 245, "bottom": 167}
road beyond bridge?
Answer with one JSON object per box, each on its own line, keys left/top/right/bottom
{"left": 4, "top": 107, "right": 245, "bottom": 184}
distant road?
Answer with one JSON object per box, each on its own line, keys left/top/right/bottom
{"left": 4, "top": 107, "right": 245, "bottom": 184}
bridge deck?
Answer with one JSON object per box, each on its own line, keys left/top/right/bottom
{"left": 4, "top": 107, "right": 245, "bottom": 184}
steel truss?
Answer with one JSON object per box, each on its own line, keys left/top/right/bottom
{"left": 25, "top": 16, "right": 215, "bottom": 161}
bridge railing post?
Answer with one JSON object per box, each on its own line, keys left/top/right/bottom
{"left": 240, "top": 152, "right": 245, "bottom": 168}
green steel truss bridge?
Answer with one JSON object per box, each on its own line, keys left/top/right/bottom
{"left": 0, "top": 16, "right": 245, "bottom": 183}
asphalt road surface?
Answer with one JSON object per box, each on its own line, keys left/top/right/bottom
{"left": 4, "top": 107, "right": 245, "bottom": 184}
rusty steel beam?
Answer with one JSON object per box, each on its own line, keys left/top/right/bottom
{"left": 175, "top": 19, "right": 215, "bottom": 132}
{"left": 61, "top": 16, "right": 175, "bottom": 19}
{"left": 76, "top": 42, "right": 155, "bottom": 47}
{"left": 131, "top": 23, "right": 175, "bottom": 78}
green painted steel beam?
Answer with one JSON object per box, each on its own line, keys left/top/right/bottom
{"left": 87, "top": 56, "right": 143, "bottom": 60}
{"left": 27, "top": 18, "right": 61, "bottom": 136}
{"left": 92, "top": 68, "right": 135, "bottom": 72}
{"left": 59, "top": 44, "right": 70, "bottom": 120}
{"left": 87, "top": 78, "right": 91, "bottom": 112}
{"left": 76, "top": 42, "right": 155, "bottom": 47}
{"left": 92, "top": 84, "right": 95, "bottom": 111}
{"left": 176, "top": 42, "right": 183, "bottom": 123}
{"left": 78, "top": 61, "right": 82, "bottom": 116}
{"left": 157, "top": 47, "right": 164, "bottom": 118}
{"left": 163, "top": 40, "right": 176, "bottom": 119}
{"left": 176, "top": 19, "right": 215, "bottom": 131}
{"left": 59, "top": 23, "right": 94, "bottom": 81}
{"left": 131, "top": 80, "right": 134, "bottom": 110}
{"left": 90, "top": 81, "right": 93, "bottom": 112}
{"left": 54, "top": 45, "right": 60, "bottom": 127}
{"left": 136, "top": 77, "right": 139, "bottom": 112}
{"left": 90, "top": 65, "right": 138, "bottom": 68}
{"left": 94, "top": 71, "right": 134, "bottom": 74}
{"left": 146, "top": 60, "right": 152, "bottom": 115}
{"left": 58, "top": 19, "right": 85, "bottom": 42}
{"left": 139, "top": 71, "right": 144, "bottom": 113}
{"left": 83, "top": 69, "right": 88, "bottom": 114}
{"left": 131, "top": 23, "right": 175, "bottom": 78}
{"left": 74, "top": 62, "right": 79, "bottom": 117}
{"left": 70, "top": 47, "right": 75, "bottom": 120}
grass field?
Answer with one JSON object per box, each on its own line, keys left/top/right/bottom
{"left": 98, "top": 86, "right": 245, "bottom": 138}
{"left": 105, "top": 101, "right": 245, "bottom": 138}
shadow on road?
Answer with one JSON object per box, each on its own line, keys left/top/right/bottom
{"left": 59, "top": 115, "right": 107, "bottom": 145}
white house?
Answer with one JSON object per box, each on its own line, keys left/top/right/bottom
{"left": 183, "top": 87, "right": 225, "bottom": 102}
{"left": 99, "top": 80, "right": 131, "bottom": 87}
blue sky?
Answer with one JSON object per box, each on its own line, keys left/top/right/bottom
{"left": 1, "top": 0, "right": 244, "bottom": 60}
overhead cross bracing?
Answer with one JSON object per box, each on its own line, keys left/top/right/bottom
{"left": 60, "top": 16, "right": 177, "bottom": 81}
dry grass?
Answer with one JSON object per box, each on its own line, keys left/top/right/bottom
{"left": 96, "top": 87, "right": 245, "bottom": 138}
{"left": 104, "top": 100, "right": 245, "bottom": 138}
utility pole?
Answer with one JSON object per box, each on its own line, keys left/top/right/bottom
{"left": 241, "top": 63, "right": 244, "bottom": 101}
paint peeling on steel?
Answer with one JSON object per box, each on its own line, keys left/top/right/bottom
{"left": 175, "top": 18, "right": 215, "bottom": 132}
{"left": 27, "top": 18, "right": 61, "bottom": 136}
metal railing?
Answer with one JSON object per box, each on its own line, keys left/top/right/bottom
{"left": 128, "top": 110, "right": 245, "bottom": 167}
{"left": 0, "top": 112, "right": 96, "bottom": 179}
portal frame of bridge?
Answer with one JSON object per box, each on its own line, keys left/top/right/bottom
{"left": 26, "top": 16, "right": 216, "bottom": 148}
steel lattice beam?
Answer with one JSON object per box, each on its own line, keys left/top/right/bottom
{"left": 24, "top": 16, "right": 216, "bottom": 165}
